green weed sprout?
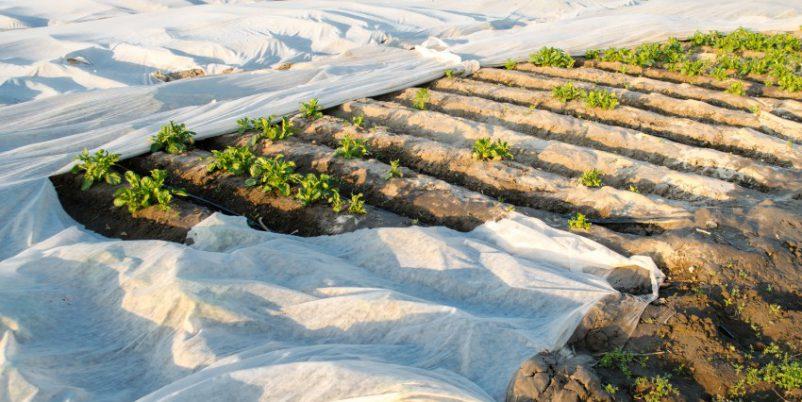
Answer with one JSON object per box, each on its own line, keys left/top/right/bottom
{"left": 580, "top": 169, "right": 603, "bottom": 187}
{"left": 207, "top": 146, "right": 255, "bottom": 176}
{"left": 568, "top": 212, "right": 591, "bottom": 231}
{"left": 151, "top": 121, "right": 195, "bottom": 154}
{"left": 300, "top": 98, "right": 323, "bottom": 120}
{"left": 71, "top": 148, "right": 121, "bottom": 190}
{"left": 384, "top": 159, "right": 403, "bottom": 180}
{"left": 472, "top": 138, "right": 513, "bottom": 161}
{"left": 113, "top": 169, "right": 186, "bottom": 214}
{"left": 583, "top": 89, "right": 619, "bottom": 110}
{"left": 245, "top": 154, "right": 301, "bottom": 196}
{"left": 335, "top": 135, "right": 370, "bottom": 159}
{"left": 529, "top": 47, "right": 575, "bottom": 68}
{"left": 552, "top": 82, "right": 586, "bottom": 103}
{"left": 413, "top": 88, "right": 429, "bottom": 110}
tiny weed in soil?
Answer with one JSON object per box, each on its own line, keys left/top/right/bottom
{"left": 208, "top": 146, "right": 255, "bottom": 176}
{"left": 413, "top": 88, "right": 430, "bottom": 110}
{"left": 584, "top": 89, "right": 619, "bottom": 110}
{"left": 384, "top": 159, "right": 403, "bottom": 180}
{"left": 472, "top": 138, "right": 513, "bottom": 161}
{"left": 552, "top": 82, "right": 586, "bottom": 103}
{"left": 568, "top": 212, "right": 591, "bottom": 231}
{"left": 335, "top": 135, "right": 370, "bottom": 159}
{"left": 580, "top": 169, "right": 603, "bottom": 187}
{"left": 635, "top": 375, "right": 679, "bottom": 402}
{"left": 151, "top": 121, "right": 195, "bottom": 154}
{"left": 113, "top": 169, "right": 186, "bottom": 214}
{"left": 300, "top": 98, "right": 323, "bottom": 120}
{"left": 599, "top": 347, "right": 635, "bottom": 378}
{"left": 246, "top": 154, "right": 301, "bottom": 196}
{"left": 71, "top": 148, "right": 121, "bottom": 190}
{"left": 529, "top": 47, "right": 575, "bottom": 68}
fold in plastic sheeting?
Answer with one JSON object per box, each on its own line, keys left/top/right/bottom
{"left": 1, "top": 1, "right": 801, "bottom": 400}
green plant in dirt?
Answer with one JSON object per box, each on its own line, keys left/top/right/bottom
{"left": 671, "top": 60, "right": 707, "bottom": 77}
{"left": 295, "top": 173, "right": 341, "bottom": 210}
{"left": 245, "top": 155, "right": 301, "bottom": 196}
{"left": 250, "top": 116, "right": 295, "bottom": 145}
{"left": 237, "top": 117, "right": 256, "bottom": 134}
{"left": 207, "top": 146, "right": 255, "bottom": 176}
{"left": 529, "top": 47, "right": 575, "bottom": 68}
{"left": 583, "top": 89, "right": 619, "bottom": 110}
{"left": 726, "top": 81, "right": 746, "bottom": 96}
{"left": 580, "top": 169, "right": 603, "bottom": 187}
{"left": 300, "top": 98, "right": 323, "bottom": 120}
{"left": 603, "top": 383, "right": 619, "bottom": 396}
{"left": 598, "top": 347, "right": 635, "bottom": 378}
{"left": 552, "top": 82, "right": 586, "bottom": 103}
{"left": 635, "top": 375, "right": 678, "bottom": 402}
{"left": 71, "top": 148, "right": 122, "bottom": 190}
{"left": 585, "top": 49, "right": 601, "bottom": 60}
{"left": 113, "top": 169, "right": 186, "bottom": 214}
{"left": 347, "top": 193, "right": 367, "bottom": 215}
{"left": 628, "top": 184, "right": 639, "bottom": 193}
{"left": 150, "top": 121, "right": 195, "bottom": 154}
{"left": 472, "top": 137, "right": 513, "bottom": 161}
{"left": 413, "top": 88, "right": 430, "bottom": 110}
{"left": 444, "top": 69, "right": 454, "bottom": 78}
{"left": 384, "top": 159, "right": 403, "bottom": 180}
{"left": 351, "top": 114, "right": 365, "bottom": 128}
{"left": 709, "top": 65, "right": 731, "bottom": 81}
{"left": 568, "top": 212, "right": 591, "bottom": 231}
{"left": 335, "top": 135, "right": 370, "bottom": 159}
{"left": 504, "top": 58, "right": 518, "bottom": 70}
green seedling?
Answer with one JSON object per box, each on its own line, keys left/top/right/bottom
{"left": 568, "top": 212, "right": 591, "bottom": 231}
{"left": 599, "top": 347, "right": 635, "bottom": 378}
{"left": 113, "top": 169, "right": 186, "bottom": 214}
{"left": 726, "top": 81, "right": 746, "bottom": 96}
{"left": 583, "top": 89, "right": 619, "bottom": 110}
{"left": 335, "top": 135, "right": 370, "bottom": 159}
{"left": 580, "top": 169, "right": 603, "bottom": 187}
{"left": 347, "top": 193, "right": 367, "bottom": 215}
{"left": 384, "top": 159, "right": 403, "bottom": 180}
{"left": 245, "top": 154, "right": 301, "bottom": 196}
{"left": 71, "top": 148, "right": 121, "bottom": 190}
{"left": 351, "top": 115, "right": 365, "bottom": 128}
{"left": 207, "top": 146, "right": 255, "bottom": 176}
{"left": 635, "top": 375, "right": 679, "bottom": 402}
{"left": 504, "top": 58, "right": 518, "bottom": 70}
{"left": 529, "top": 47, "right": 575, "bottom": 68}
{"left": 300, "top": 98, "right": 323, "bottom": 120}
{"left": 413, "top": 88, "right": 429, "bottom": 110}
{"left": 150, "top": 121, "right": 195, "bottom": 154}
{"left": 472, "top": 138, "right": 513, "bottom": 161}
{"left": 237, "top": 117, "right": 255, "bottom": 134}
{"left": 552, "top": 82, "right": 586, "bottom": 103}
{"left": 295, "top": 173, "right": 341, "bottom": 212}
{"left": 250, "top": 116, "right": 295, "bottom": 145}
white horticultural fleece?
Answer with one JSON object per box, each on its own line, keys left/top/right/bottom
{"left": 1, "top": 1, "right": 801, "bottom": 401}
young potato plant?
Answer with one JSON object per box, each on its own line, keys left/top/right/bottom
{"left": 347, "top": 193, "right": 367, "bottom": 215}
{"left": 413, "top": 88, "right": 429, "bottom": 110}
{"left": 726, "top": 81, "right": 746, "bottom": 96}
{"left": 151, "top": 121, "right": 195, "bottom": 154}
{"left": 245, "top": 155, "right": 301, "bottom": 196}
{"left": 237, "top": 117, "right": 255, "bottom": 134}
{"left": 552, "top": 82, "right": 586, "bottom": 103}
{"left": 384, "top": 159, "right": 403, "bottom": 180}
{"left": 584, "top": 89, "right": 619, "bottom": 110}
{"left": 351, "top": 114, "right": 365, "bottom": 128}
{"left": 472, "top": 138, "right": 513, "bottom": 161}
{"left": 207, "top": 146, "right": 255, "bottom": 176}
{"left": 300, "top": 98, "right": 323, "bottom": 120}
{"left": 113, "top": 169, "right": 186, "bottom": 214}
{"left": 250, "top": 116, "right": 295, "bottom": 145}
{"left": 71, "top": 148, "right": 121, "bottom": 190}
{"left": 504, "top": 58, "right": 518, "bottom": 70}
{"left": 568, "top": 212, "right": 591, "bottom": 231}
{"left": 580, "top": 169, "right": 603, "bottom": 187}
{"left": 295, "top": 173, "right": 342, "bottom": 212}
{"left": 529, "top": 47, "right": 575, "bottom": 68}
{"left": 335, "top": 135, "right": 370, "bottom": 159}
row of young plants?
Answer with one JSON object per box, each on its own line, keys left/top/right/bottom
{"left": 551, "top": 82, "right": 619, "bottom": 109}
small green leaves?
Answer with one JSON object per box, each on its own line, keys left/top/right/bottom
{"left": 384, "top": 159, "right": 403, "bottom": 180}
{"left": 580, "top": 169, "right": 603, "bottom": 187}
{"left": 112, "top": 169, "right": 185, "bottom": 214}
{"left": 250, "top": 116, "right": 295, "bottom": 145}
{"left": 237, "top": 117, "right": 255, "bottom": 134}
{"left": 71, "top": 148, "right": 121, "bottom": 191}
{"left": 207, "top": 146, "right": 255, "bottom": 176}
{"left": 335, "top": 134, "right": 370, "bottom": 159}
{"left": 246, "top": 154, "right": 301, "bottom": 196}
{"left": 726, "top": 81, "right": 746, "bottom": 96}
{"left": 504, "top": 59, "right": 518, "bottom": 70}
{"left": 347, "top": 193, "right": 367, "bottom": 215}
{"left": 583, "top": 89, "right": 619, "bottom": 110}
{"left": 568, "top": 212, "right": 591, "bottom": 231}
{"left": 529, "top": 47, "right": 575, "bottom": 68}
{"left": 300, "top": 98, "right": 323, "bottom": 120}
{"left": 151, "top": 121, "right": 195, "bottom": 154}
{"left": 413, "top": 88, "right": 429, "bottom": 110}
{"left": 296, "top": 173, "right": 337, "bottom": 207}
{"left": 472, "top": 138, "right": 512, "bottom": 161}
{"left": 444, "top": 69, "right": 454, "bottom": 78}
{"left": 351, "top": 114, "right": 365, "bottom": 128}
{"left": 552, "top": 82, "right": 585, "bottom": 103}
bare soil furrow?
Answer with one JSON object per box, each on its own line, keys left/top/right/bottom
{"left": 291, "top": 115, "right": 693, "bottom": 228}
{"left": 51, "top": 172, "right": 213, "bottom": 242}
{"left": 127, "top": 150, "right": 410, "bottom": 236}
{"left": 473, "top": 68, "right": 802, "bottom": 144}
{"left": 339, "top": 99, "right": 753, "bottom": 202}
{"left": 386, "top": 88, "right": 790, "bottom": 193}
{"left": 432, "top": 76, "right": 802, "bottom": 169}
{"left": 211, "top": 133, "right": 515, "bottom": 232}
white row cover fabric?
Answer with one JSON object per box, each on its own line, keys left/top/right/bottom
{"left": 1, "top": 1, "right": 800, "bottom": 400}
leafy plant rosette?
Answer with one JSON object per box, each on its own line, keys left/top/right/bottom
{"left": 113, "top": 169, "right": 186, "bottom": 214}
{"left": 245, "top": 155, "right": 301, "bottom": 196}
{"left": 71, "top": 148, "right": 122, "bottom": 190}
{"left": 150, "top": 121, "right": 196, "bottom": 154}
